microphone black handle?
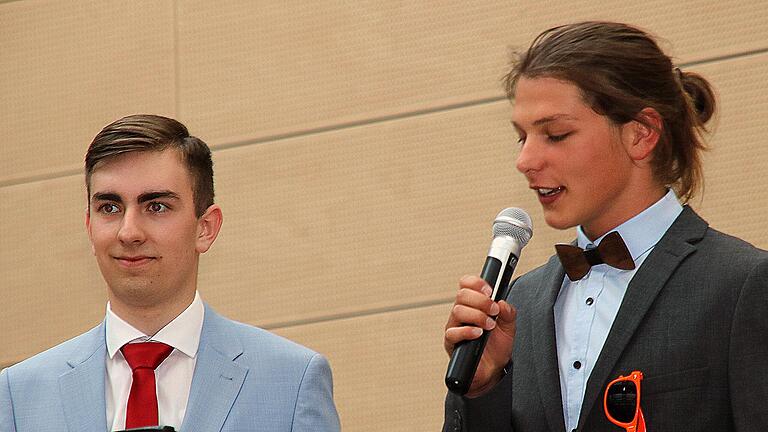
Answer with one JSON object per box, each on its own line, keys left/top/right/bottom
{"left": 445, "top": 254, "right": 517, "bottom": 395}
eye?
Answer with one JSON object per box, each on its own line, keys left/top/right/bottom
{"left": 516, "top": 134, "right": 527, "bottom": 145}
{"left": 98, "top": 203, "right": 120, "bottom": 214}
{"left": 548, "top": 132, "right": 571, "bottom": 142}
{"left": 147, "top": 202, "right": 169, "bottom": 213}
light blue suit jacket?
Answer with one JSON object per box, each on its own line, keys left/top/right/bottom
{"left": 0, "top": 304, "right": 340, "bottom": 431}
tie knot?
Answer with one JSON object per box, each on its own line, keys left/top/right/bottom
{"left": 121, "top": 342, "right": 173, "bottom": 371}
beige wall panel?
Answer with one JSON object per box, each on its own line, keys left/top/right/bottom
{"left": 177, "top": 0, "right": 767, "bottom": 146}
{"left": 3, "top": 53, "right": 766, "bottom": 367}
{"left": 513, "top": 1, "right": 768, "bottom": 64}
{"left": 0, "top": 1, "right": 176, "bottom": 185}
{"left": 0, "top": 176, "right": 104, "bottom": 366}
{"left": 0, "top": 100, "right": 567, "bottom": 365}
{"left": 273, "top": 303, "right": 451, "bottom": 432}
{"left": 695, "top": 52, "right": 768, "bottom": 248}
{"left": 198, "top": 101, "right": 574, "bottom": 329}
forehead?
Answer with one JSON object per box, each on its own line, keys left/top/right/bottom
{"left": 510, "top": 76, "right": 590, "bottom": 125}
{"left": 89, "top": 150, "right": 193, "bottom": 197}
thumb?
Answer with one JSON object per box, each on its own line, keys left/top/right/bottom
{"left": 495, "top": 300, "right": 517, "bottom": 335}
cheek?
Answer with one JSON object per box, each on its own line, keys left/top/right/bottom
{"left": 88, "top": 228, "right": 111, "bottom": 252}
{"left": 160, "top": 224, "right": 200, "bottom": 254}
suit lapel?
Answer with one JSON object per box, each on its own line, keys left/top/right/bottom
{"left": 58, "top": 323, "right": 108, "bottom": 432}
{"left": 577, "top": 207, "right": 707, "bottom": 427}
{"left": 530, "top": 256, "right": 568, "bottom": 432}
{"left": 181, "top": 305, "right": 248, "bottom": 432}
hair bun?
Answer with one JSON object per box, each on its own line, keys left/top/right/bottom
{"left": 679, "top": 70, "right": 716, "bottom": 125}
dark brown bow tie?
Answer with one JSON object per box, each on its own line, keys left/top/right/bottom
{"left": 555, "top": 231, "right": 636, "bottom": 281}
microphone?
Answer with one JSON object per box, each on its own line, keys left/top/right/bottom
{"left": 445, "top": 207, "right": 533, "bottom": 395}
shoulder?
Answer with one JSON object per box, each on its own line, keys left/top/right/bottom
{"left": 229, "top": 318, "right": 319, "bottom": 359}
{"left": 699, "top": 225, "right": 767, "bottom": 258}
{"left": 684, "top": 222, "right": 768, "bottom": 282}
{"left": 692, "top": 226, "right": 768, "bottom": 293}
{"left": 671, "top": 206, "right": 767, "bottom": 265}
{"left": 3, "top": 324, "right": 104, "bottom": 383}
{"left": 203, "top": 306, "right": 324, "bottom": 368}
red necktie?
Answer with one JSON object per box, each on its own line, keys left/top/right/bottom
{"left": 121, "top": 342, "right": 174, "bottom": 429}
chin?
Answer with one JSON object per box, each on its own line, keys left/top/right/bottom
{"left": 543, "top": 212, "right": 577, "bottom": 231}
{"left": 107, "top": 280, "right": 156, "bottom": 304}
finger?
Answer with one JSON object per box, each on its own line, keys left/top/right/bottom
{"left": 495, "top": 300, "right": 517, "bottom": 335}
{"left": 459, "top": 275, "right": 492, "bottom": 296}
{"left": 444, "top": 326, "right": 484, "bottom": 354}
{"left": 446, "top": 304, "right": 498, "bottom": 331}
{"left": 455, "top": 288, "right": 499, "bottom": 315}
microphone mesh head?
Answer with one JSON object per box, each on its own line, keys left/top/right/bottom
{"left": 492, "top": 208, "right": 533, "bottom": 246}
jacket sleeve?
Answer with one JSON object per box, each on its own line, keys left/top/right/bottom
{"left": 729, "top": 258, "right": 768, "bottom": 430}
{"left": 0, "top": 368, "right": 17, "bottom": 432}
{"left": 290, "top": 353, "right": 340, "bottom": 432}
{"left": 443, "top": 367, "right": 514, "bottom": 432}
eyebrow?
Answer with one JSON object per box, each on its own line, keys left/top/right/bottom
{"left": 91, "top": 192, "right": 122, "bottom": 204}
{"left": 511, "top": 114, "right": 578, "bottom": 130}
{"left": 90, "top": 190, "right": 180, "bottom": 204}
{"left": 137, "top": 190, "right": 180, "bottom": 203}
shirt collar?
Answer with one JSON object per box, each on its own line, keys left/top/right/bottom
{"left": 576, "top": 189, "right": 683, "bottom": 261}
{"left": 105, "top": 291, "right": 205, "bottom": 359}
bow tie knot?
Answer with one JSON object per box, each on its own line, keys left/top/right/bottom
{"left": 555, "top": 231, "right": 635, "bottom": 281}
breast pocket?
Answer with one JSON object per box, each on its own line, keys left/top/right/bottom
{"left": 640, "top": 366, "right": 727, "bottom": 430}
{"left": 643, "top": 366, "right": 709, "bottom": 396}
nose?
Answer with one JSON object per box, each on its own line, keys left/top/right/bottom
{"left": 515, "top": 139, "right": 545, "bottom": 175}
{"left": 117, "top": 207, "right": 146, "bottom": 245}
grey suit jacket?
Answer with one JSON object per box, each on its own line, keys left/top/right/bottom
{"left": 445, "top": 207, "right": 768, "bottom": 431}
{"left": 0, "top": 303, "right": 340, "bottom": 431}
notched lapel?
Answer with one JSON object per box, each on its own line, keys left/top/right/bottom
{"left": 530, "top": 256, "right": 568, "bottom": 432}
{"left": 181, "top": 307, "right": 248, "bottom": 432}
{"left": 577, "top": 207, "right": 706, "bottom": 427}
{"left": 58, "top": 325, "right": 108, "bottom": 432}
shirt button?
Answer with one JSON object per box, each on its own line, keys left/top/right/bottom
{"left": 573, "top": 361, "right": 582, "bottom": 369}
{"left": 586, "top": 297, "right": 594, "bottom": 306}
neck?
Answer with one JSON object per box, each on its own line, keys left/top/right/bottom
{"left": 582, "top": 186, "right": 668, "bottom": 241}
{"left": 109, "top": 291, "right": 195, "bottom": 335}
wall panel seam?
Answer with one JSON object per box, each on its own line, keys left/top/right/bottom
{"left": 213, "top": 95, "right": 507, "bottom": 151}
{"left": 683, "top": 47, "right": 768, "bottom": 69}
{"left": 263, "top": 298, "right": 454, "bottom": 330}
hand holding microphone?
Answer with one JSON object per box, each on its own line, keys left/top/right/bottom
{"left": 444, "top": 208, "right": 532, "bottom": 396}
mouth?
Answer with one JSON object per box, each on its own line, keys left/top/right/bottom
{"left": 114, "top": 256, "right": 156, "bottom": 268}
{"left": 535, "top": 186, "right": 565, "bottom": 197}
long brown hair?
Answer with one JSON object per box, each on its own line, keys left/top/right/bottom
{"left": 504, "top": 21, "right": 716, "bottom": 202}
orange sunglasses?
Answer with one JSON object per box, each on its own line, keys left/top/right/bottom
{"left": 603, "top": 370, "right": 646, "bottom": 432}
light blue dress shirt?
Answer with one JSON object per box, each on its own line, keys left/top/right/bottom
{"left": 554, "top": 189, "right": 683, "bottom": 431}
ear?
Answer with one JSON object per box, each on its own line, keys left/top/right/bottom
{"left": 622, "top": 107, "right": 662, "bottom": 162}
{"left": 85, "top": 205, "right": 96, "bottom": 255}
{"left": 196, "top": 204, "right": 223, "bottom": 254}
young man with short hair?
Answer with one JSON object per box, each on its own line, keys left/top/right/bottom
{"left": 1, "top": 114, "right": 340, "bottom": 431}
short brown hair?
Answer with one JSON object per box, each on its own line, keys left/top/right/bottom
{"left": 85, "top": 114, "right": 214, "bottom": 217}
{"left": 504, "top": 21, "right": 716, "bottom": 202}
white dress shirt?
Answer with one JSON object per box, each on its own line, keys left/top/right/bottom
{"left": 554, "top": 190, "right": 683, "bottom": 431}
{"left": 105, "top": 291, "right": 204, "bottom": 431}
